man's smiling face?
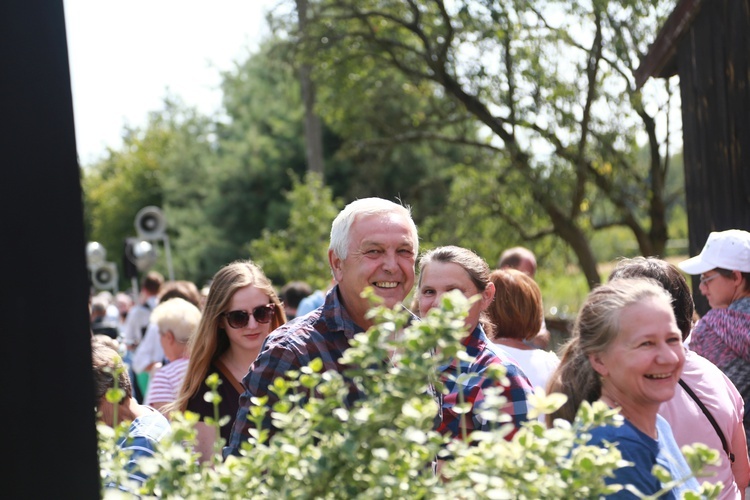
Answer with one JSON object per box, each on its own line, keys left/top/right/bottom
{"left": 329, "top": 212, "right": 417, "bottom": 328}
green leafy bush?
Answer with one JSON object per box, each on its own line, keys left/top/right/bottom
{"left": 98, "top": 292, "right": 719, "bottom": 499}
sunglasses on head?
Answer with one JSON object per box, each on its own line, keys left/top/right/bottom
{"left": 222, "top": 303, "right": 275, "bottom": 328}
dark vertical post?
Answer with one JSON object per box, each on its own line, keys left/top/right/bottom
{"left": 677, "top": 0, "right": 750, "bottom": 315}
{"left": 0, "top": 1, "right": 100, "bottom": 497}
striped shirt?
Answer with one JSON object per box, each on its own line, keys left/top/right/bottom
{"left": 144, "top": 357, "right": 189, "bottom": 406}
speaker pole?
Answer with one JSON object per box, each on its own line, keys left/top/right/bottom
{"left": 108, "top": 264, "right": 119, "bottom": 294}
{"left": 163, "top": 235, "right": 175, "bottom": 281}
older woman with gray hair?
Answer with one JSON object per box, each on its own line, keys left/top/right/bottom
{"left": 143, "top": 297, "right": 202, "bottom": 412}
{"left": 547, "top": 278, "right": 699, "bottom": 498}
{"left": 610, "top": 256, "right": 750, "bottom": 498}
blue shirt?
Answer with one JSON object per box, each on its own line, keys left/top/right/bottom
{"left": 296, "top": 289, "right": 326, "bottom": 317}
{"left": 588, "top": 414, "right": 700, "bottom": 498}
{"left": 110, "top": 409, "right": 171, "bottom": 488}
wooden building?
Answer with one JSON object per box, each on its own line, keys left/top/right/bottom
{"left": 635, "top": 0, "right": 750, "bottom": 314}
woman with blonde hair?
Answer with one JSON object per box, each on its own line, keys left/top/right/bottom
{"left": 164, "top": 260, "right": 286, "bottom": 461}
{"left": 143, "top": 297, "right": 202, "bottom": 413}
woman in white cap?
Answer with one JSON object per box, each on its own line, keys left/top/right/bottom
{"left": 678, "top": 229, "right": 750, "bottom": 454}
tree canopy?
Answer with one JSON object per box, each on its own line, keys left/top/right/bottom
{"left": 82, "top": 0, "right": 687, "bottom": 300}
{"left": 269, "top": 0, "right": 684, "bottom": 285}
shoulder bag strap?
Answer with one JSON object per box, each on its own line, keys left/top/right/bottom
{"left": 678, "top": 378, "right": 735, "bottom": 463}
{"left": 213, "top": 359, "right": 245, "bottom": 396}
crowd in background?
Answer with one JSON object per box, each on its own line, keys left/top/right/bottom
{"left": 89, "top": 201, "right": 750, "bottom": 498}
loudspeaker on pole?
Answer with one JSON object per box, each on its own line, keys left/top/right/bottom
{"left": 134, "top": 206, "right": 167, "bottom": 240}
{"left": 90, "top": 261, "right": 118, "bottom": 291}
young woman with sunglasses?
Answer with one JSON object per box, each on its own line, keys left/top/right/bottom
{"left": 164, "top": 259, "right": 286, "bottom": 462}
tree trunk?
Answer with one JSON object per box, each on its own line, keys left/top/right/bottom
{"left": 542, "top": 197, "right": 602, "bottom": 287}
{"left": 296, "top": 0, "right": 324, "bottom": 175}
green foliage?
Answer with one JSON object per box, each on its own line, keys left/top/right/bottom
{"left": 82, "top": 123, "right": 165, "bottom": 281}
{"left": 536, "top": 269, "right": 591, "bottom": 320}
{"left": 98, "top": 293, "right": 718, "bottom": 498}
{"left": 214, "top": 41, "right": 308, "bottom": 234}
{"left": 82, "top": 1, "right": 690, "bottom": 308}
{"left": 83, "top": 36, "right": 464, "bottom": 289}
{"left": 268, "top": 0, "right": 686, "bottom": 286}
{"left": 305, "top": 49, "right": 476, "bottom": 223}
{"left": 82, "top": 97, "right": 219, "bottom": 287}
{"left": 247, "top": 172, "right": 343, "bottom": 291}
{"left": 151, "top": 101, "right": 221, "bottom": 283}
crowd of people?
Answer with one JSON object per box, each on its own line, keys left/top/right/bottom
{"left": 89, "top": 199, "right": 750, "bottom": 498}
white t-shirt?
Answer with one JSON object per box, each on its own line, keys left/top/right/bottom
{"left": 122, "top": 296, "right": 158, "bottom": 347}
{"left": 491, "top": 343, "right": 559, "bottom": 390}
{"left": 131, "top": 322, "right": 165, "bottom": 374}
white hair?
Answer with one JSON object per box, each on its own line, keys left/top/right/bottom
{"left": 150, "top": 297, "right": 201, "bottom": 343}
{"left": 329, "top": 197, "right": 419, "bottom": 260}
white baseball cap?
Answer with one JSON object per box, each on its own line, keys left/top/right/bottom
{"left": 678, "top": 229, "right": 750, "bottom": 275}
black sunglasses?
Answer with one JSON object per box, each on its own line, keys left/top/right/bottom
{"left": 222, "top": 303, "right": 276, "bottom": 328}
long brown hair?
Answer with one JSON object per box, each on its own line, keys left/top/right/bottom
{"left": 165, "top": 260, "right": 286, "bottom": 414}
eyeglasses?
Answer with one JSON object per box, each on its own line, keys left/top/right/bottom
{"left": 699, "top": 273, "right": 721, "bottom": 286}
{"left": 222, "top": 304, "right": 275, "bottom": 328}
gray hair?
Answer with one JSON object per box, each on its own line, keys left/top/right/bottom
{"left": 329, "top": 197, "right": 419, "bottom": 260}
{"left": 546, "top": 278, "right": 673, "bottom": 424}
{"left": 150, "top": 297, "right": 202, "bottom": 343}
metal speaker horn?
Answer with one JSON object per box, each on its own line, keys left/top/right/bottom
{"left": 134, "top": 206, "right": 167, "bottom": 240}
{"left": 91, "top": 262, "right": 118, "bottom": 290}
{"left": 86, "top": 241, "right": 107, "bottom": 268}
{"left": 131, "top": 240, "right": 158, "bottom": 272}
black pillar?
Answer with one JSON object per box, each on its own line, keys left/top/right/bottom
{"left": 677, "top": 0, "right": 750, "bottom": 315}
{"left": 0, "top": 1, "right": 100, "bottom": 497}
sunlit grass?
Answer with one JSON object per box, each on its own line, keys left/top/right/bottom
{"left": 536, "top": 271, "right": 589, "bottom": 321}
{"left": 538, "top": 254, "right": 691, "bottom": 320}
